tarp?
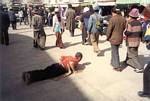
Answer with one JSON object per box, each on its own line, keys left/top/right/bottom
{"left": 116, "top": 0, "right": 140, "bottom": 4}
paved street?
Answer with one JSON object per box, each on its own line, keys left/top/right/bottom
{"left": 1, "top": 24, "right": 150, "bottom": 101}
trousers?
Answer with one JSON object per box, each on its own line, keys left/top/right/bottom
{"left": 125, "top": 47, "right": 142, "bottom": 69}
{"left": 143, "top": 61, "right": 150, "bottom": 95}
{"left": 26, "top": 63, "right": 67, "bottom": 82}
{"left": 111, "top": 44, "right": 120, "bottom": 68}
{"left": 90, "top": 33, "right": 100, "bottom": 52}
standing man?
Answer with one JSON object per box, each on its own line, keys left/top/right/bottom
{"left": 80, "top": 7, "right": 91, "bottom": 45}
{"left": 1, "top": 7, "right": 10, "bottom": 45}
{"left": 87, "top": 5, "right": 103, "bottom": 54}
{"left": 32, "top": 8, "right": 46, "bottom": 50}
{"left": 65, "top": 4, "right": 76, "bottom": 37}
{"left": 8, "top": 8, "right": 17, "bottom": 30}
{"left": 106, "top": 7, "right": 126, "bottom": 71}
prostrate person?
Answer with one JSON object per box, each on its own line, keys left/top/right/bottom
{"left": 22, "top": 52, "right": 83, "bottom": 85}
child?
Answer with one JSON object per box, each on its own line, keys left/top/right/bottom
{"left": 22, "top": 52, "right": 83, "bottom": 85}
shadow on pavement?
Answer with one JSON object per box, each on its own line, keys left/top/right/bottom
{"left": 0, "top": 34, "right": 95, "bottom": 101}
{"left": 139, "top": 55, "right": 150, "bottom": 67}
{"left": 97, "top": 47, "right": 111, "bottom": 57}
{"left": 64, "top": 42, "right": 82, "bottom": 48}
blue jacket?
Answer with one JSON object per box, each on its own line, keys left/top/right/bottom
{"left": 87, "top": 12, "right": 102, "bottom": 34}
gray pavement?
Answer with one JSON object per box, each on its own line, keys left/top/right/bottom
{"left": 1, "top": 25, "right": 150, "bottom": 101}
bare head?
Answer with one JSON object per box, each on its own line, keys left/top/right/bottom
{"left": 75, "top": 52, "right": 83, "bottom": 61}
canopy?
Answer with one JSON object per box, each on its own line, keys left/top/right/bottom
{"left": 116, "top": 0, "right": 140, "bottom": 4}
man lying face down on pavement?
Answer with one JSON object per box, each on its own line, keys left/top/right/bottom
{"left": 22, "top": 52, "right": 83, "bottom": 85}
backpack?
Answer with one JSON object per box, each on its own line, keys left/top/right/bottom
{"left": 95, "top": 14, "right": 103, "bottom": 32}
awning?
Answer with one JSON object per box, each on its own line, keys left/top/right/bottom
{"left": 116, "top": 0, "right": 140, "bottom": 4}
{"left": 140, "top": 0, "right": 150, "bottom": 5}
{"left": 72, "top": 4, "right": 80, "bottom": 7}
{"left": 97, "top": 2, "right": 116, "bottom": 6}
{"left": 80, "top": 2, "right": 91, "bottom": 6}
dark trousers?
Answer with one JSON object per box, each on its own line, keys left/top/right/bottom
{"left": 48, "top": 17, "right": 52, "bottom": 26}
{"left": 125, "top": 47, "right": 142, "bottom": 69}
{"left": 82, "top": 26, "right": 87, "bottom": 44}
{"left": 27, "top": 63, "right": 67, "bottom": 82}
{"left": 143, "top": 61, "right": 150, "bottom": 95}
{"left": 11, "top": 21, "right": 17, "bottom": 30}
{"left": 1, "top": 28, "right": 9, "bottom": 45}
{"left": 111, "top": 44, "right": 120, "bottom": 68}
{"left": 69, "top": 29, "right": 75, "bottom": 37}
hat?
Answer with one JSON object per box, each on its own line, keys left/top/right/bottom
{"left": 129, "top": 8, "right": 139, "bottom": 18}
{"left": 83, "top": 7, "right": 89, "bottom": 13}
{"left": 54, "top": 8, "right": 59, "bottom": 12}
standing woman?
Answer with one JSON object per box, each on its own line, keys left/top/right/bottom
{"left": 53, "top": 8, "right": 65, "bottom": 49}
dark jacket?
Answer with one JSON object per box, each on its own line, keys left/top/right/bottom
{"left": 8, "top": 10, "right": 16, "bottom": 22}
{"left": 106, "top": 14, "right": 126, "bottom": 45}
{"left": 2, "top": 11, "right": 10, "bottom": 29}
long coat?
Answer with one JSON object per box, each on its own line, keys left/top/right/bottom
{"left": 32, "top": 14, "right": 43, "bottom": 31}
{"left": 106, "top": 14, "right": 126, "bottom": 45}
{"left": 65, "top": 8, "right": 76, "bottom": 31}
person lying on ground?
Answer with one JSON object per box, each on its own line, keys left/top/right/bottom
{"left": 22, "top": 52, "right": 83, "bottom": 85}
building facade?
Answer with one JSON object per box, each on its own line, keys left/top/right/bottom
{"left": 2, "top": 0, "right": 116, "bottom": 7}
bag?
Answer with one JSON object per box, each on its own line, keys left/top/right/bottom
{"left": 95, "top": 14, "right": 103, "bottom": 32}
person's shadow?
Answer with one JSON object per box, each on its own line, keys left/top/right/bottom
{"left": 97, "top": 47, "right": 111, "bottom": 57}
{"left": 75, "top": 62, "right": 91, "bottom": 72}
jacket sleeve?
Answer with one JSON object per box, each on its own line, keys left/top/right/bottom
{"left": 106, "top": 19, "right": 113, "bottom": 40}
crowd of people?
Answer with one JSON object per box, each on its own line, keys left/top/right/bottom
{"left": 0, "top": 3, "right": 150, "bottom": 98}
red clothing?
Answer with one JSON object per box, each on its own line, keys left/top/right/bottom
{"left": 60, "top": 56, "right": 79, "bottom": 70}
